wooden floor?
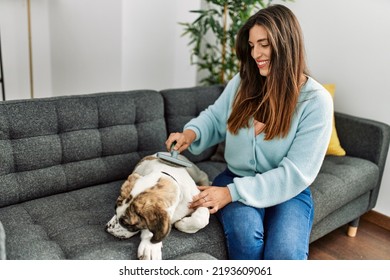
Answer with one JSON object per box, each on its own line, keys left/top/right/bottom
{"left": 309, "top": 213, "right": 390, "bottom": 260}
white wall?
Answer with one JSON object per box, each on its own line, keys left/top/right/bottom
{"left": 121, "top": 1, "right": 199, "bottom": 91}
{"left": 31, "top": 0, "right": 52, "bottom": 98}
{"left": 0, "top": 0, "right": 32, "bottom": 100}
{"left": 48, "top": 0, "right": 123, "bottom": 96}
{"left": 0, "top": 0, "right": 53, "bottom": 99}
{"left": 0, "top": 0, "right": 200, "bottom": 99}
{"left": 274, "top": 0, "right": 390, "bottom": 216}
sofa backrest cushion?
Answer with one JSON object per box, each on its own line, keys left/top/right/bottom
{"left": 160, "top": 85, "right": 224, "bottom": 163}
{"left": 0, "top": 90, "right": 166, "bottom": 207}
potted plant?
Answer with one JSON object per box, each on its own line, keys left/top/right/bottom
{"left": 181, "top": 0, "right": 294, "bottom": 85}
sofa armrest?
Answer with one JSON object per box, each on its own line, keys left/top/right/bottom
{"left": 335, "top": 112, "right": 390, "bottom": 167}
{"left": 0, "top": 220, "right": 5, "bottom": 260}
{"left": 335, "top": 112, "right": 390, "bottom": 209}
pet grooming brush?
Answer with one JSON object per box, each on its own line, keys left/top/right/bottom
{"left": 156, "top": 143, "right": 192, "bottom": 168}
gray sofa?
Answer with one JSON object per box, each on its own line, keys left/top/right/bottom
{"left": 0, "top": 85, "right": 389, "bottom": 260}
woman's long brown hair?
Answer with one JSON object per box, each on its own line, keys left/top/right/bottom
{"left": 228, "top": 4, "right": 308, "bottom": 140}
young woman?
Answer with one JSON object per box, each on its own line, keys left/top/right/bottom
{"left": 165, "top": 4, "right": 333, "bottom": 260}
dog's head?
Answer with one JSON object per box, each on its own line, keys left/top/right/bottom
{"left": 106, "top": 172, "right": 178, "bottom": 243}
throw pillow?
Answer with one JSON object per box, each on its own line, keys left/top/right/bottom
{"left": 323, "top": 84, "right": 346, "bottom": 156}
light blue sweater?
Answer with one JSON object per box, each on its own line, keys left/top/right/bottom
{"left": 185, "top": 74, "right": 333, "bottom": 208}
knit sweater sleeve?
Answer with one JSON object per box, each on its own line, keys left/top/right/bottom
{"left": 184, "top": 74, "right": 240, "bottom": 155}
{"left": 227, "top": 87, "right": 334, "bottom": 208}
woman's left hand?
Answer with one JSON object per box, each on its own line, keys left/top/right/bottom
{"left": 190, "top": 186, "right": 232, "bottom": 214}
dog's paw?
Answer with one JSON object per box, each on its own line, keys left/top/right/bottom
{"left": 175, "top": 207, "right": 210, "bottom": 233}
{"left": 138, "top": 240, "right": 163, "bottom": 260}
{"left": 174, "top": 217, "right": 200, "bottom": 233}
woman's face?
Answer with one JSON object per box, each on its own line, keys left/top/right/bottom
{"left": 248, "top": 24, "right": 271, "bottom": 77}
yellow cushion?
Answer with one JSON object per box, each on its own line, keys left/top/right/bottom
{"left": 323, "top": 84, "right": 346, "bottom": 156}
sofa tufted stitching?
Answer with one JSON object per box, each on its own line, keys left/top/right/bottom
{"left": 5, "top": 188, "right": 107, "bottom": 259}
{"left": 0, "top": 92, "right": 166, "bottom": 209}
{"left": 311, "top": 157, "right": 379, "bottom": 224}
{"left": 12, "top": 182, "right": 120, "bottom": 258}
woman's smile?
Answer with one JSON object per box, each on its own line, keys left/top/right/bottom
{"left": 256, "top": 59, "right": 269, "bottom": 69}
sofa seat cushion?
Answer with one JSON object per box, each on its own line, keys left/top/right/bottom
{"left": 311, "top": 156, "right": 379, "bottom": 224}
{"left": 0, "top": 181, "right": 226, "bottom": 260}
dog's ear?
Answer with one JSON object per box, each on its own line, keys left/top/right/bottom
{"left": 142, "top": 203, "right": 171, "bottom": 243}
{"left": 133, "top": 177, "right": 177, "bottom": 243}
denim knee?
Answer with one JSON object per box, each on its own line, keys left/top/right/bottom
{"left": 263, "top": 187, "right": 314, "bottom": 260}
{"left": 264, "top": 238, "right": 309, "bottom": 260}
{"left": 217, "top": 202, "right": 265, "bottom": 260}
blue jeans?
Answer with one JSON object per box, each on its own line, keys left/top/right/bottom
{"left": 213, "top": 168, "right": 314, "bottom": 260}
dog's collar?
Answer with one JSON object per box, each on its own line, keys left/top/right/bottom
{"left": 161, "top": 171, "right": 178, "bottom": 183}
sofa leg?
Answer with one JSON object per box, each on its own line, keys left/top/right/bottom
{"left": 347, "top": 217, "right": 360, "bottom": 237}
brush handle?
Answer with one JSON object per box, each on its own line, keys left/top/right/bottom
{"left": 170, "top": 142, "right": 179, "bottom": 158}
{"left": 171, "top": 149, "right": 179, "bottom": 159}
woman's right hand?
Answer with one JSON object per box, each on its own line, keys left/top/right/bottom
{"left": 165, "top": 129, "right": 197, "bottom": 153}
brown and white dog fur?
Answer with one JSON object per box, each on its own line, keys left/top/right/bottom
{"left": 105, "top": 154, "right": 210, "bottom": 260}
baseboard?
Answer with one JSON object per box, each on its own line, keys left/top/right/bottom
{"left": 362, "top": 210, "right": 390, "bottom": 231}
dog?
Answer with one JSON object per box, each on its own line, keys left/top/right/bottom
{"left": 105, "top": 153, "right": 210, "bottom": 260}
